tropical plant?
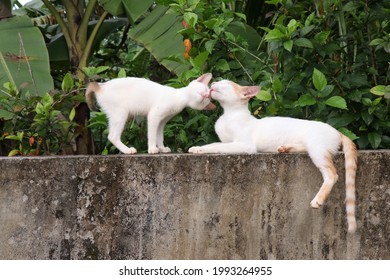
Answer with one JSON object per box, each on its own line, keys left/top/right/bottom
{"left": 163, "top": 0, "right": 389, "bottom": 149}
{"left": 0, "top": 74, "right": 78, "bottom": 156}
{"left": 0, "top": 12, "right": 53, "bottom": 96}
{"left": 1, "top": 0, "right": 389, "bottom": 155}
{"left": 257, "top": 0, "right": 390, "bottom": 149}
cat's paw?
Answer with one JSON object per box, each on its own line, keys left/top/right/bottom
{"left": 188, "top": 146, "right": 204, "bottom": 154}
{"left": 277, "top": 145, "right": 289, "bottom": 153}
{"left": 159, "top": 147, "right": 171, "bottom": 153}
{"left": 123, "top": 147, "right": 137, "bottom": 154}
{"left": 310, "top": 198, "right": 323, "bottom": 209}
{"left": 148, "top": 147, "right": 160, "bottom": 154}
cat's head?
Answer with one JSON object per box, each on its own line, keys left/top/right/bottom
{"left": 210, "top": 80, "right": 260, "bottom": 106}
{"left": 186, "top": 73, "right": 216, "bottom": 110}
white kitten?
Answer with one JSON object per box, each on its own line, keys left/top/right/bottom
{"left": 189, "top": 79, "right": 357, "bottom": 233}
{"left": 86, "top": 73, "right": 214, "bottom": 154}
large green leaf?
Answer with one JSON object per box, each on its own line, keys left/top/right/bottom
{"left": 126, "top": 3, "right": 263, "bottom": 76}
{"left": 0, "top": 16, "right": 53, "bottom": 96}
{"left": 128, "top": 5, "right": 190, "bottom": 75}
{"left": 225, "top": 21, "right": 261, "bottom": 50}
{"left": 99, "top": 0, "right": 155, "bottom": 22}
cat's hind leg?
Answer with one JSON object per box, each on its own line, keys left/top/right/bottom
{"left": 308, "top": 150, "right": 339, "bottom": 208}
{"left": 108, "top": 116, "right": 137, "bottom": 154}
{"left": 277, "top": 144, "right": 306, "bottom": 153}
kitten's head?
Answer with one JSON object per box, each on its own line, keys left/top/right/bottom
{"left": 210, "top": 80, "right": 260, "bottom": 106}
{"left": 187, "top": 73, "right": 216, "bottom": 110}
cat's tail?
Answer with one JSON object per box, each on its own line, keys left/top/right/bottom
{"left": 341, "top": 133, "right": 358, "bottom": 233}
{"left": 85, "top": 82, "right": 100, "bottom": 111}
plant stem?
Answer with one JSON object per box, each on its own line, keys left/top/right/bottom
{"left": 79, "top": 10, "right": 109, "bottom": 80}
{"left": 0, "top": 51, "right": 18, "bottom": 94}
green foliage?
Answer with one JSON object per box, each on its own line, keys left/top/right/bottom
{"left": 257, "top": 0, "right": 390, "bottom": 149}
{"left": 0, "top": 75, "right": 79, "bottom": 156}
{"left": 0, "top": 15, "right": 53, "bottom": 96}
{"left": 166, "top": 0, "right": 389, "bottom": 149}
{"left": 84, "top": 0, "right": 390, "bottom": 152}
{"left": 2, "top": 0, "right": 389, "bottom": 155}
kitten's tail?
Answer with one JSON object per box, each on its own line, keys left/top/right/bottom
{"left": 85, "top": 82, "right": 100, "bottom": 111}
{"left": 341, "top": 133, "right": 358, "bottom": 233}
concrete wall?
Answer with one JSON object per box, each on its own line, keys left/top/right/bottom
{"left": 0, "top": 151, "right": 389, "bottom": 260}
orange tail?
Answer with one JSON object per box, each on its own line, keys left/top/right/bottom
{"left": 341, "top": 134, "right": 357, "bottom": 233}
{"left": 85, "top": 82, "right": 100, "bottom": 111}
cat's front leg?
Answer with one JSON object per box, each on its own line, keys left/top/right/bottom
{"left": 188, "top": 142, "right": 223, "bottom": 153}
{"left": 159, "top": 147, "right": 171, "bottom": 153}
{"left": 188, "top": 146, "right": 204, "bottom": 154}
{"left": 189, "top": 142, "right": 256, "bottom": 154}
{"left": 156, "top": 117, "right": 172, "bottom": 153}
{"left": 147, "top": 111, "right": 163, "bottom": 154}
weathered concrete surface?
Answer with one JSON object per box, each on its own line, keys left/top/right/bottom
{"left": 0, "top": 151, "right": 389, "bottom": 260}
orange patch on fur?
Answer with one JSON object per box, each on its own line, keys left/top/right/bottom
{"left": 227, "top": 81, "right": 244, "bottom": 97}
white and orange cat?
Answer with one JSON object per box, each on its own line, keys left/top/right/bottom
{"left": 189, "top": 80, "right": 357, "bottom": 233}
{"left": 86, "top": 73, "right": 214, "bottom": 154}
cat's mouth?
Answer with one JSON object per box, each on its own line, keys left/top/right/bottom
{"left": 206, "top": 88, "right": 214, "bottom": 99}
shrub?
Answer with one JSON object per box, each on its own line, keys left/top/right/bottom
{"left": 171, "top": 0, "right": 390, "bottom": 149}
{"left": 0, "top": 75, "right": 79, "bottom": 156}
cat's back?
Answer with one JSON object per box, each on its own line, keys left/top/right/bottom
{"left": 94, "top": 77, "right": 173, "bottom": 113}
{"left": 259, "top": 116, "right": 334, "bottom": 132}
{"left": 256, "top": 116, "right": 341, "bottom": 150}
{"left": 99, "top": 77, "right": 166, "bottom": 94}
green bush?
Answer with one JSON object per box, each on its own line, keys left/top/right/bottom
{"left": 0, "top": 75, "right": 79, "bottom": 156}
{"left": 2, "top": 0, "right": 388, "bottom": 155}
{"left": 170, "top": 0, "right": 390, "bottom": 149}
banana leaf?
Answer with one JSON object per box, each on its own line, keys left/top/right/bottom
{"left": 0, "top": 15, "right": 53, "bottom": 96}
{"left": 99, "top": 0, "right": 155, "bottom": 22}
{"left": 128, "top": 5, "right": 189, "bottom": 75}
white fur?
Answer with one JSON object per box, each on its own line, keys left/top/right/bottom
{"left": 189, "top": 80, "right": 358, "bottom": 233}
{"left": 189, "top": 80, "right": 342, "bottom": 157}
{"left": 86, "top": 74, "right": 213, "bottom": 154}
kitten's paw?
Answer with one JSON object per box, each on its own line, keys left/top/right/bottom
{"left": 123, "top": 147, "right": 137, "bottom": 154}
{"left": 148, "top": 147, "right": 160, "bottom": 154}
{"left": 159, "top": 147, "right": 171, "bottom": 153}
{"left": 310, "top": 198, "right": 323, "bottom": 209}
{"left": 188, "top": 146, "right": 204, "bottom": 154}
{"left": 277, "top": 145, "right": 289, "bottom": 153}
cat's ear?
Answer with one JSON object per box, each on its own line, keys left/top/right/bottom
{"left": 196, "top": 73, "right": 213, "bottom": 85}
{"left": 242, "top": 86, "right": 260, "bottom": 99}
